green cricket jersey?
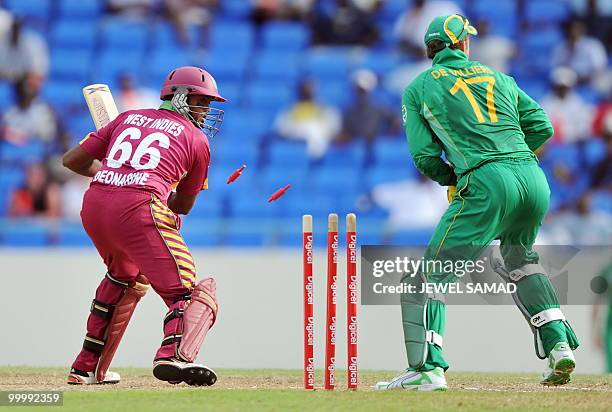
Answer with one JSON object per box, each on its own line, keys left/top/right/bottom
{"left": 401, "top": 48, "right": 554, "bottom": 186}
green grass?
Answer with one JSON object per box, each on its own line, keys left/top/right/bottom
{"left": 1, "top": 367, "right": 611, "bottom": 411}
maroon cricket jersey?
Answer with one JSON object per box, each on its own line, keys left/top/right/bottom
{"left": 80, "top": 108, "right": 210, "bottom": 201}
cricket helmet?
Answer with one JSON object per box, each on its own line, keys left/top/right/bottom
{"left": 160, "top": 66, "right": 226, "bottom": 102}
{"left": 160, "top": 66, "right": 226, "bottom": 137}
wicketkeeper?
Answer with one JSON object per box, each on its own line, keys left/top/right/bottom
{"left": 62, "top": 66, "right": 225, "bottom": 386}
{"left": 377, "top": 15, "right": 579, "bottom": 391}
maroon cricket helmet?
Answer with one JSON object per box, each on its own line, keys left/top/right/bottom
{"left": 160, "top": 66, "right": 226, "bottom": 102}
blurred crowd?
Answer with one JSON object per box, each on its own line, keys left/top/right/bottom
{"left": 0, "top": 0, "right": 609, "bottom": 248}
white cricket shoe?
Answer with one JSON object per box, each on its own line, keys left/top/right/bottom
{"left": 376, "top": 367, "right": 447, "bottom": 391}
{"left": 153, "top": 358, "right": 217, "bottom": 386}
{"left": 67, "top": 368, "right": 120, "bottom": 385}
{"left": 541, "top": 342, "right": 576, "bottom": 386}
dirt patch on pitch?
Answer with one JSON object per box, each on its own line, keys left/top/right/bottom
{"left": 450, "top": 374, "right": 612, "bottom": 393}
{"left": 0, "top": 371, "right": 305, "bottom": 391}
{"left": 1, "top": 370, "right": 610, "bottom": 392}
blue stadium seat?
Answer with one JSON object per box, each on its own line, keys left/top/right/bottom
{"left": 213, "top": 139, "right": 259, "bottom": 166}
{"left": 317, "top": 80, "right": 350, "bottom": 107}
{"left": 220, "top": 109, "right": 274, "bottom": 139}
{"left": 267, "top": 140, "right": 309, "bottom": 168}
{"left": 150, "top": 22, "right": 203, "bottom": 49}
{"left": 1, "top": 223, "right": 50, "bottom": 246}
{"left": 207, "top": 82, "right": 239, "bottom": 107}
{"left": 100, "top": 20, "right": 149, "bottom": 50}
{"left": 181, "top": 221, "right": 220, "bottom": 246}
{"left": 95, "top": 49, "right": 145, "bottom": 85}
{"left": 230, "top": 190, "right": 282, "bottom": 219}
{"left": 0, "top": 83, "right": 13, "bottom": 111}
{"left": 254, "top": 51, "right": 301, "bottom": 82}
{"left": 304, "top": 49, "right": 352, "bottom": 80}
{"left": 543, "top": 143, "right": 580, "bottom": 172}
{"left": 190, "top": 194, "right": 224, "bottom": 218}
{"left": 42, "top": 80, "right": 85, "bottom": 109}
{"left": 67, "top": 115, "right": 96, "bottom": 141}
{"left": 311, "top": 166, "right": 361, "bottom": 196}
{"left": 49, "top": 48, "right": 92, "bottom": 82}
{"left": 58, "top": 223, "right": 92, "bottom": 246}
{"left": 517, "top": 79, "right": 548, "bottom": 101}
{"left": 246, "top": 80, "right": 295, "bottom": 110}
{"left": 278, "top": 191, "right": 335, "bottom": 219}
{"left": 262, "top": 164, "right": 309, "bottom": 194}
{"left": 582, "top": 138, "right": 606, "bottom": 167}
{"left": 206, "top": 166, "right": 253, "bottom": 195}
{"left": 473, "top": 0, "right": 517, "bottom": 37}
{"left": 526, "top": 0, "right": 571, "bottom": 23}
{"left": 0, "top": 166, "right": 24, "bottom": 216}
{"left": 366, "top": 164, "right": 416, "bottom": 187}
{"left": 373, "top": 138, "right": 412, "bottom": 167}
{"left": 357, "top": 51, "right": 401, "bottom": 75}
{"left": 219, "top": 0, "right": 252, "bottom": 19}
{"left": 51, "top": 20, "right": 97, "bottom": 48}
{"left": 145, "top": 48, "right": 191, "bottom": 83}
{"left": 0, "top": 166, "right": 24, "bottom": 187}
{"left": 0, "top": 140, "right": 46, "bottom": 164}
{"left": 262, "top": 22, "right": 309, "bottom": 51}
{"left": 209, "top": 22, "right": 254, "bottom": 53}
{"left": 204, "top": 51, "right": 250, "bottom": 82}
{"left": 58, "top": 0, "right": 102, "bottom": 18}
{"left": 5, "top": 0, "right": 51, "bottom": 21}
{"left": 379, "top": 0, "right": 407, "bottom": 24}
{"left": 319, "top": 143, "right": 367, "bottom": 169}
{"left": 522, "top": 28, "right": 563, "bottom": 52}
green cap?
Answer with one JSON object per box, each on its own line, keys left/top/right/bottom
{"left": 424, "top": 14, "right": 478, "bottom": 46}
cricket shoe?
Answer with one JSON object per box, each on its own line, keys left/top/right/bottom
{"left": 375, "top": 367, "right": 447, "bottom": 391}
{"left": 153, "top": 358, "right": 217, "bottom": 386}
{"left": 541, "top": 342, "right": 576, "bottom": 386}
{"left": 67, "top": 368, "right": 120, "bottom": 385}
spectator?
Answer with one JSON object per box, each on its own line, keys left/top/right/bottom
{"left": 393, "top": 0, "right": 463, "bottom": 58}
{"left": 552, "top": 18, "right": 607, "bottom": 85}
{"left": 337, "top": 69, "right": 400, "bottom": 144}
{"left": 542, "top": 194, "right": 612, "bottom": 245}
{"left": 309, "top": 0, "right": 378, "bottom": 46}
{"left": 371, "top": 174, "right": 448, "bottom": 230}
{"left": 571, "top": 0, "right": 612, "bottom": 51}
{"left": 352, "top": 0, "right": 383, "bottom": 13}
{"left": 590, "top": 111, "right": 611, "bottom": 189}
{"left": 541, "top": 67, "right": 593, "bottom": 143}
{"left": 116, "top": 73, "right": 160, "bottom": 112}
{"left": 0, "top": 15, "right": 49, "bottom": 83}
{"left": 470, "top": 19, "right": 516, "bottom": 73}
{"left": 106, "top": 0, "right": 154, "bottom": 18}
{"left": 164, "top": 0, "right": 218, "bottom": 47}
{"left": 274, "top": 79, "right": 341, "bottom": 158}
{"left": 250, "top": 0, "right": 314, "bottom": 28}
{"left": 1, "top": 76, "right": 58, "bottom": 146}
{"left": 593, "top": 94, "right": 612, "bottom": 139}
{"left": 384, "top": 59, "right": 431, "bottom": 97}
{"left": 8, "top": 163, "right": 61, "bottom": 218}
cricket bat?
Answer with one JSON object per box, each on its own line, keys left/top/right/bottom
{"left": 82, "top": 84, "right": 119, "bottom": 130}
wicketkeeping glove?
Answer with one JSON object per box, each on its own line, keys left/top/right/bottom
{"left": 447, "top": 185, "right": 457, "bottom": 203}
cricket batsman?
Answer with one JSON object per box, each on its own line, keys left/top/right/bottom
{"left": 62, "top": 66, "right": 225, "bottom": 386}
{"left": 377, "top": 15, "right": 579, "bottom": 391}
